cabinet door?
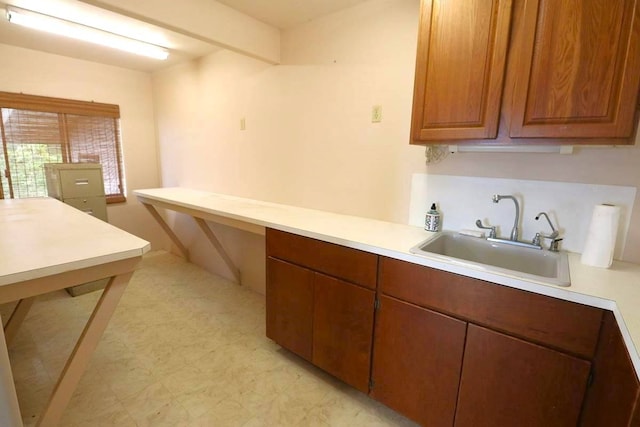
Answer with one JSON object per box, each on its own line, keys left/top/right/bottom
{"left": 510, "top": 0, "right": 640, "bottom": 138}
{"left": 370, "top": 295, "right": 466, "bottom": 427}
{"left": 312, "top": 273, "right": 375, "bottom": 393}
{"left": 410, "top": 0, "right": 513, "bottom": 141}
{"left": 455, "top": 324, "right": 591, "bottom": 427}
{"left": 266, "top": 257, "right": 314, "bottom": 361}
{"left": 580, "top": 311, "right": 640, "bottom": 426}
{"left": 632, "top": 397, "right": 640, "bottom": 427}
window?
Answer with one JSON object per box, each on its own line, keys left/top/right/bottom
{"left": 0, "top": 91, "right": 125, "bottom": 203}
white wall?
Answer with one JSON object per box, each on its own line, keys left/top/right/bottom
{"left": 152, "top": 0, "right": 640, "bottom": 291}
{"left": 427, "top": 143, "right": 640, "bottom": 262}
{"left": 154, "top": 0, "right": 425, "bottom": 221}
{"left": 152, "top": 0, "right": 426, "bottom": 292}
{"left": 0, "top": 43, "right": 166, "bottom": 250}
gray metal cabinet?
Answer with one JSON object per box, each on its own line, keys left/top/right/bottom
{"left": 44, "top": 163, "right": 109, "bottom": 296}
{"left": 44, "top": 163, "right": 108, "bottom": 221}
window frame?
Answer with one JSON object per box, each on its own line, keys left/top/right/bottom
{"left": 0, "top": 91, "right": 126, "bottom": 203}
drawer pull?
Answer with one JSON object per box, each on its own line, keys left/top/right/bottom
{"left": 83, "top": 210, "right": 95, "bottom": 215}
{"left": 75, "top": 179, "right": 90, "bottom": 185}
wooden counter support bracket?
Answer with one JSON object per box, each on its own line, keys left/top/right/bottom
{"left": 193, "top": 217, "right": 242, "bottom": 284}
{"left": 3, "top": 296, "right": 36, "bottom": 346}
{"left": 36, "top": 272, "right": 133, "bottom": 427}
{"left": 142, "top": 203, "right": 190, "bottom": 261}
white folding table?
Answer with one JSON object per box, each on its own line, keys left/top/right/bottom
{"left": 0, "top": 198, "right": 149, "bottom": 427}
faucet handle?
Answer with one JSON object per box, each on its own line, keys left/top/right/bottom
{"left": 532, "top": 232, "right": 542, "bottom": 246}
{"left": 475, "top": 220, "right": 497, "bottom": 239}
{"left": 549, "top": 237, "right": 563, "bottom": 252}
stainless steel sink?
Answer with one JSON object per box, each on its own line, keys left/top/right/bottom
{"left": 410, "top": 231, "right": 570, "bottom": 286}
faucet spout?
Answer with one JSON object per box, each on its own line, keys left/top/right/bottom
{"left": 493, "top": 194, "right": 520, "bottom": 241}
{"left": 535, "top": 212, "right": 558, "bottom": 239}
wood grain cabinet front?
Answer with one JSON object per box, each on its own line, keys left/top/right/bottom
{"left": 632, "top": 398, "right": 640, "bottom": 427}
{"left": 410, "top": 0, "right": 640, "bottom": 144}
{"left": 376, "top": 256, "right": 608, "bottom": 426}
{"left": 455, "top": 324, "right": 591, "bottom": 427}
{"left": 580, "top": 311, "right": 640, "bottom": 426}
{"left": 265, "top": 229, "right": 378, "bottom": 392}
{"left": 265, "top": 233, "right": 640, "bottom": 425}
{"left": 266, "top": 257, "right": 314, "bottom": 361}
{"left": 378, "top": 257, "right": 603, "bottom": 359}
{"left": 410, "top": 0, "right": 513, "bottom": 141}
{"left": 370, "top": 295, "right": 466, "bottom": 426}
{"left": 510, "top": 0, "right": 640, "bottom": 138}
{"left": 312, "top": 273, "right": 375, "bottom": 393}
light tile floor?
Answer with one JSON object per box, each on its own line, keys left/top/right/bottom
{"left": 1, "top": 251, "right": 417, "bottom": 426}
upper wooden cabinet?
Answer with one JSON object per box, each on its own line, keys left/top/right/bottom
{"left": 410, "top": 0, "right": 640, "bottom": 144}
{"left": 411, "top": 0, "right": 513, "bottom": 140}
{"left": 511, "top": 0, "right": 640, "bottom": 138}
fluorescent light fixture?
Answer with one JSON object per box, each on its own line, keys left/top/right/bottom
{"left": 6, "top": 6, "right": 169, "bottom": 60}
{"left": 448, "top": 145, "right": 574, "bottom": 154}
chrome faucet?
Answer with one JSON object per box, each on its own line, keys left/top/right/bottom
{"left": 493, "top": 194, "right": 519, "bottom": 241}
{"left": 533, "top": 212, "right": 562, "bottom": 252}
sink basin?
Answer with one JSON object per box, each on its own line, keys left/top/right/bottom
{"left": 410, "top": 231, "right": 570, "bottom": 286}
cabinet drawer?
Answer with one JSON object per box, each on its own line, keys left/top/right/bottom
{"left": 266, "top": 228, "right": 378, "bottom": 290}
{"left": 64, "top": 196, "right": 107, "bottom": 221}
{"left": 59, "top": 168, "right": 104, "bottom": 198}
{"left": 379, "top": 257, "right": 603, "bottom": 359}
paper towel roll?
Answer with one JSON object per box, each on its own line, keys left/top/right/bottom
{"left": 580, "top": 204, "right": 621, "bottom": 268}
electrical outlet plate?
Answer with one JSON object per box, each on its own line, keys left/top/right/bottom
{"left": 371, "top": 105, "right": 382, "bottom": 123}
{"left": 240, "top": 118, "right": 246, "bottom": 130}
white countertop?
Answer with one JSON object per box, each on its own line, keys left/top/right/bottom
{"left": 0, "top": 198, "right": 151, "bottom": 287}
{"left": 134, "top": 187, "right": 640, "bottom": 378}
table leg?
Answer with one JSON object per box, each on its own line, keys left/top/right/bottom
{"left": 35, "top": 272, "right": 133, "bottom": 427}
{"left": 3, "top": 297, "right": 36, "bottom": 346}
{"left": 0, "top": 323, "right": 22, "bottom": 426}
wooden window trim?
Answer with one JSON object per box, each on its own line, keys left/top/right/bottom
{"left": 0, "top": 92, "right": 119, "bottom": 118}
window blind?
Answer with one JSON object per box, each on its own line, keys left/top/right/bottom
{"left": 0, "top": 91, "right": 125, "bottom": 202}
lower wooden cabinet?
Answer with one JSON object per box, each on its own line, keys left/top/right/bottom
{"left": 265, "top": 231, "right": 639, "bottom": 426}
{"left": 265, "top": 229, "right": 377, "bottom": 392}
{"left": 266, "top": 257, "right": 314, "bottom": 361}
{"left": 455, "top": 324, "right": 591, "bottom": 427}
{"left": 313, "top": 273, "right": 375, "bottom": 393}
{"left": 266, "top": 258, "right": 376, "bottom": 390}
{"left": 370, "top": 295, "right": 466, "bottom": 426}
{"left": 632, "top": 400, "right": 640, "bottom": 427}
{"left": 580, "top": 311, "right": 640, "bottom": 426}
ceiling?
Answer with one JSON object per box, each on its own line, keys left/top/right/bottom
{"left": 215, "top": 0, "right": 370, "bottom": 29}
{"left": 0, "top": 0, "right": 370, "bottom": 72}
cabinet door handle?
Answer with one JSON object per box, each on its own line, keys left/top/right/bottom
{"left": 75, "top": 179, "right": 90, "bottom": 185}
{"left": 82, "top": 209, "right": 94, "bottom": 215}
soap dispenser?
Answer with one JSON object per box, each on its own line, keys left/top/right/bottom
{"left": 425, "top": 203, "right": 441, "bottom": 232}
